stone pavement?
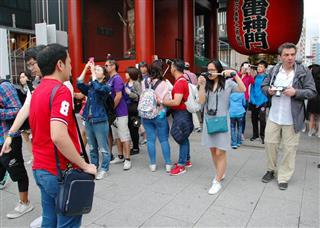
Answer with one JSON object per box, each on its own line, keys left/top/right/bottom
{"left": 0, "top": 129, "right": 319, "bottom": 228}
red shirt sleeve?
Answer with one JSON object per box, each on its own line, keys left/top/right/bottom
{"left": 50, "top": 86, "right": 73, "bottom": 125}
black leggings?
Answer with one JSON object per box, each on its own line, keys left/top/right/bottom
{"left": 0, "top": 136, "right": 29, "bottom": 192}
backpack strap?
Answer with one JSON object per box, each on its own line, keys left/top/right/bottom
{"left": 185, "top": 72, "right": 192, "bottom": 83}
{"left": 151, "top": 79, "right": 162, "bottom": 90}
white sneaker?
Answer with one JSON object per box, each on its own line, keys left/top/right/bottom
{"left": 30, "top": 216, "right": 42, "bottom": 228}
{"left": 208, "top": 179, "right": 222, "bottom": 195}
{"left": 123, "top": 160, "right": 131, "bottom": 170}
{"left": 165, "top": 164, "right": 172, "bottom": 173}
{"left": 7, "top": 201, "right": 34, "bottom": 219}
{"left": 110, "top": 156, "right": 124, "bottom": 164}
{"left": 96, "top": 170, "right": 107, "bottom": 180}
{"left": 140, "top": 139, "right": 147, "bottom": 145}
{"left": 308, "top": 129, "right": 316, "bottom": 137}
{"left": 149, "top": 164, "right": 156, "bottom": 172}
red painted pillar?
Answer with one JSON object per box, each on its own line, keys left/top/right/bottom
{"left": 135, "top": 0, "right": 154, "bottom": 64}
{"left": 183, "top": 0, "right": 195, "bottom": 71}
{"left": 67, "top": 0, "right": 83, "bottom": 82}
{"left": 209, "top": 0, "right": 218, "bottom": 59}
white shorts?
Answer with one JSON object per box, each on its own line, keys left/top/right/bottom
{"left": 111, "top": 116, "right": 131, "bottom": 142}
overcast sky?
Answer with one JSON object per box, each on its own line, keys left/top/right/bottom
{"left": 304, "top": 0, "right": 320, "bottom": 55}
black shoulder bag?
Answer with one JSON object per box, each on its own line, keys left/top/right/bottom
{"left": 50, "top": 85, "right": 95, "bottom": 216}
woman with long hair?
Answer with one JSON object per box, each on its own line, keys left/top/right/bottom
{"left": 141, "top": 61, "right": 172, "bottom": 172}
{"left": 16, "top": 71, "right": 34, "bottom": 164}
{"left": 77, "top": 62, "right": 111, "bottom": 180}
{"left": 198, "top": 60, "right": 246, "bottom": 194}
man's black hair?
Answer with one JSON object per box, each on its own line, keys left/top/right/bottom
{"left": 37, "top": 43, "right": 68, "bottom": 76}
{"left": 106, "top": 59, "right": 119, "bottom": 72}
{"left": 258, "top": 60, "right": 268, "bottom": 68}
{"left": 172, "top": 59, "right": 185, "bottom": 73}
{"left": 24, "top": 45, "right": 46, "bottom": 62}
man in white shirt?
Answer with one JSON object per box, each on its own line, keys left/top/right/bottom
{"left": 261, "top": 43, "right": 317, "bottom": 190}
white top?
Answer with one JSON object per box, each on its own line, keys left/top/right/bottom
{"left": 268, "top": 66, "right": 295, "bottom": 125}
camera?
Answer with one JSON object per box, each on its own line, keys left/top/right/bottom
{"left": 207, "top": 109, "right": 217, "bottom": 116}
{"left": 272, "top": 86, "right": 286, "bottom": 97}
{"left": 165, "top": 59, "right": 173, "bottom": 64}
{"left": 200, "top": 72, "right": 211, "bottom": 79}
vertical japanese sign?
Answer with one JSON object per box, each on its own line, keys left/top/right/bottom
{"left": 227, "top": 0, "right": 303, "bottom": 55}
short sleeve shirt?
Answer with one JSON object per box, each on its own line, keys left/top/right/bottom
{"left": 171, "top": 75, "right": 189, "bottom": 110}
{"left": 107, "top": 74, "right": 128, "bottom": 117}
{"left": 30, "top": 78, "right": 80, "bottom": 176}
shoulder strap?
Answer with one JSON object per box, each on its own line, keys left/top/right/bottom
{"left": 49, "top": 85, "right": 89, "bottom": 182}
{"left": 185, "top": 72, "right": 192, "bottom": 83}
{"left": 152, "top": 79, "right": 162, "bottom": 90}
{"left": 144, "top": 78, "right": 149, "bottom": 89}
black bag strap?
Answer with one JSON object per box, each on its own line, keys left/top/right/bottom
{"left": 151, "top": 79, "right": 162, "bottom": 90}
{"left": 49, "top": 84, "right": 89, "bottom": 181}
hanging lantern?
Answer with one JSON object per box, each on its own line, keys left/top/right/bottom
{"left": 227, "top": 0, "right": 303, "bottom": 55}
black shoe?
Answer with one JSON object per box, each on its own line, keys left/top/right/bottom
{"left": 261, "top": 171, "right": 274, "bottom": 183}
{"left": 318, "top": 164, "right": 320, "bottom": 168}
{"left": 110, "top": 153, "right": 114, "bottom": 161}
{"left": 250, "top": 136, "right": 258, "bottom": 141}
{"left": 130, "top": 148, "right": 140, "bottom": 155}
{"left": 261, "top": 138, "right": 265, "bottom": 144}
{"left": 278, "top": 182, "right": 288, "bottom": 190}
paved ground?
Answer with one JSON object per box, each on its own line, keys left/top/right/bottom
{"left": 0, "top": 123, "right": 319, "bottom": 228}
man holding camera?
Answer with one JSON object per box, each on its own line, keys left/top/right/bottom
{"left": 261, "top": 42, "right": 316, "bottom": 190}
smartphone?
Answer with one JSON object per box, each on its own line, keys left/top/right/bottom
{"left": 89, "top": 57, "right": 94, "bottom": 63}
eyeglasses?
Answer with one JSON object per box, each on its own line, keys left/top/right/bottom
{"left": 105, "top": 64, "right": 114, "bottom": 68}
{"left": 27, "top": 61, "right": 37, "bottom": 70}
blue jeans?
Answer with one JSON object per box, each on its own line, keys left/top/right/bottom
{"left": 230, "top": 116, "right": 244, "bottom": 146}
{"left": 85, "top": 120, "right": 110, "bottom": 171}
{"left": 177, "top": 138, "right": 190, "bottom": 166}
{"left": 33, "top": 169, "right": 82, "bottom": 228}
{"left": 142, "top": 116, "right": 171, "bottom": 165}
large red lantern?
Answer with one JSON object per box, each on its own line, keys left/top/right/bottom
{"left": 227, "top": 0, "right": 303, "bottom": 55}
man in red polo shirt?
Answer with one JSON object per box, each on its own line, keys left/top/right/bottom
{"left": 29, "top": 44, "right": 96, "bottom": 227}
{"left": 162, "top": 59, "right": 194, "bottom": 175}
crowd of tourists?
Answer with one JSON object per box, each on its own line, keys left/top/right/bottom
{"left": 0, "top": 42, "right": 318, "bottom": 227}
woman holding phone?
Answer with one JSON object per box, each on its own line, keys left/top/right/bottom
{"left": 77, "top": 60, "right": 111, "bottom": 180}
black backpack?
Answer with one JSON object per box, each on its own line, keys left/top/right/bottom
{"left": 103, "top": 92, "right": 116, "bottom": 125}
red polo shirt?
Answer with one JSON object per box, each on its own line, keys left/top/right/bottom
{"left": 171, "top": 75, "right": 189, "bottom": 110}
{"left": 30, "top": 78, "right": 80, "bottom": 176}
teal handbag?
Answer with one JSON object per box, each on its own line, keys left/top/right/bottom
{"left": 205, "top": 115, "right": 228, "bottom": 134}
{"left": 205, "top": 91, "right": 228, "bottom": 134}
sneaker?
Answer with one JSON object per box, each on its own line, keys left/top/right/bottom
{"left": 140, "top": 139, "right": 147, "bottom": 145}
{"left": 261, "top": 138, "right": 265, "bottom": 144}
{"left": 170, "top": 165, "right": 186, "bottom": 176}
{"left": 308, "top": 129, "right": 316, "bottom": 137}
{"left": 123, "top": 160, "right": 131, "bottom": 170}
{"left": 232, "top": 146, "right": 237, "bottom": 149}
{"left": 6, "top": 201, "right": 34, "bottom": 219}
{"left": 278, "top": 182, "right": 288, "bottom": 190}
{"left": 165, "top": 164, "right": 172, "bottom": 173}
{"left": 130, "top": 148, "right": 140, "bottom": 155}
{"left": 194, "top": 127, "right": 202, "bottom": 133}
{"left": 110, "top": 156, "right": 124, "bottom": 164}
{"left": 96, "top": 170, "right": 107, "bottom": 180}
{"left": 0, "top": 172, "right": 9, "bottom": 190}
{"left": 241, "top": 134, "right": 245, "bottom": 141}
{"left": 261, "top": 171, "right": 274, "bottom": 183}
{"left": 30, "top": 216, "right": 42, "bottom": 228}
{"left": 149, "top": 164, "right": 156, "bottom": 172}
{"left": 250, "top": 136, "right": 258, "bottom": 141}
{"left": 317, "top": 164, "right": 320, "bottom": 168}
{"left": 185, "top": 161, "right": 192, "bottom": 168}
{"left": 208, "top": 179, "right": 222, "bottom": 195}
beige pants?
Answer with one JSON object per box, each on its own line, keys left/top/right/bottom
{"left": 264, "top": 120, "right": 300, "bottom": 183}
